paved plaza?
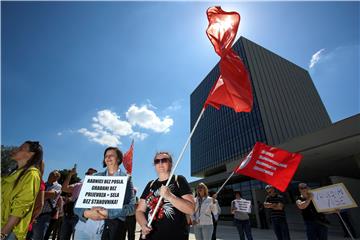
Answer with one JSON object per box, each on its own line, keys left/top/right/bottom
{"left": 132, "top": 223, "right": 353, "bottom": 240}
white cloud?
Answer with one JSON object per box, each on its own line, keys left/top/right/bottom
{"left": 78, "top": 105, "right": 172, "bottom": 146}
{"left": 78, "top": 128, "right": 99, "bottom": 139}
{"left": 145, "top": 99, "right": 158, "bottom": 110}
{"left": 309, "top": 48, "right": 325, "bottom": 69}
{"left": 78, "top": 110, "right": 132, "bottom": 146}
{"left": 92, "top": 134, "right": 120, "bottom": 146}
{"left": 126, "top": 104, "right": 174, "bottom": 133}
{"left": 57, "top": 132, "right": 63, "bottom": 136}
{"left": 166, "top": 100, "right": 182, "bottom": 112}
{"left": 94, "top": 110, "right": 133, "bottom": 136}
{"left": 131, "top": 132, "right": 148, "bottom": 141}
{"left": 78, "top": 128, "right": 120, "bottom": 146}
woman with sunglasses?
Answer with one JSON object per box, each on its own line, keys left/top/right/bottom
{"left": 75, "top": 146, "right": 136, "bottom": 240}
{"left": 192, "top": 182, "right": 218, "bottom": 240}
{"left": 136, "top": 152, "right": 195, "bottom": 240}
{"left": 1, "top": 141, "right": 43, "bottom": 240}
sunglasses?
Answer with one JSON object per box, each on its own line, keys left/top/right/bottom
{"left": 154, "top": 158, "right": 170, "bottom": 165}
{"left": 299, "top": 187, "right": 308, "bottom": 190}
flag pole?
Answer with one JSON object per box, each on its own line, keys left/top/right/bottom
{"left": 215, "top": 153, "right": 249, "bottom": 196}
{"left": 142, "top": 107, "right": 206, "bottom": 238}
{"left": 215, "top": 171, "right": 235, "bottom": 196}
{"left": 337, "top": 212, "right": 355, "bottom": 240}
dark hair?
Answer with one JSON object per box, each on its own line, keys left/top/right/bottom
{"left": 103, "top": 147, "right": 123, "bottom": 168}
{"left": 234, "top": 191, "right": 241, "bottom": 197}
{"left": 85, "top": 168, "right": 97, "bottom": 175}
{"left": 14, "top": 141, "right": 43, "bottom": 187}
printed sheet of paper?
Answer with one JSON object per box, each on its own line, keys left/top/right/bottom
{"left": 75, "top": 175, "right": 128, "bottom": 209}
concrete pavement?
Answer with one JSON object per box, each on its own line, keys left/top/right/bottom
{"left": 133, "top": 223, "right": 353, "bottom": 240}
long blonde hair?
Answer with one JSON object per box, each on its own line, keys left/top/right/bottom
{"left": 196, "top": 182, "right": 209, "bottom": 197}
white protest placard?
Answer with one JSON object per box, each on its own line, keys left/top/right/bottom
{"left": 234, "top": 199, "right": 251, "bottom": 213}
{"left": 75, "top": 175, "right": 128, "bottom": 209}
{"left": 311, "top": 183, "right": 358, "bottom": 213}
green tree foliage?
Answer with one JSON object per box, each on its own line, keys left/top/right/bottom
{"left": 1, "top": 145, "right": 17, "bottom": 175}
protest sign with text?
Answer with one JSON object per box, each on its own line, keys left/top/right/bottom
{"left": 235, "top": 142, "right": 302, "bottom": 192}
{"left": 233, "top": 199, "right": 251, "bottom": 213}
{"left": 75, "top": 175, "right": 128, "bottom": 209}
{"left": 311, "top": 183, "right": 358, "bottom": 213}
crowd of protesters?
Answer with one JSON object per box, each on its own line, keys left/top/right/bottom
{"left": 1, "top": 141, "right": 356, "bottom": 240}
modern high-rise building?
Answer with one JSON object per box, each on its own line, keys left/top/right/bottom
{"left": 191, "top": 36, "right": 331, "bottom": 178}
{"left": 190, "top": 36, "right": 360, "bottom": 233}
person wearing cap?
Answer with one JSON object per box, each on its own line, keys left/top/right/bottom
{"left": 60, "top": 167, "right": 97, "bottom": 240}
{"left": 296, "top": 183, "right": 328, "bottom": 240}
{"left": 264, "top": 185, "right": 290, "bottom": 240}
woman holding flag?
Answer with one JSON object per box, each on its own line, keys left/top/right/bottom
{"left": 136, "top": 152, "right": 195, "bottom": 240}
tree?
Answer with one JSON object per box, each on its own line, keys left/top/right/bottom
{"left": 1, "top": 145, "right": 17, "bottom": 176}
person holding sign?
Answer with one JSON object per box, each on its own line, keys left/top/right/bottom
{"left": 296, "top": 183, "right": 328, "bottom": 240}
{"left": 192, "top": 183, "right": 218, "bottom": 240}
{"left": 75, "top": 147, "right": 136, "bottom": 240}
{"left": 231, "top": 191, "right": 253, "bottom": 240}
{"left": 264, "top": 185, "right": 290, "bottom": 240}
{"left": 136, "top": 152, "right": 195, "bottom": 240}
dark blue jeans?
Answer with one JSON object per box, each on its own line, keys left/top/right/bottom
{"left": 32, "top": 213, "right": 52, "bottom": 240}
{"left": 305, "top": 221, "right": 328, "bottom": 240}
{"left": 233, "top": 219, "right": 253, "bottom": 240}
{"left": 60, "top": 215, "right": 79, "bottom": 240}
{"left": 271, "top": 217, "right": 291, "bottom": 240}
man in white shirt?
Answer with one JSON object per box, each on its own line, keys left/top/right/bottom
{"left": 231, "top": 191, "right": 253, "bottom": 240}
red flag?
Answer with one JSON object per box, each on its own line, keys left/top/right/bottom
{"left": 204, "top": 6, "right": 253, "bottom": 113}
{"left": 235, "top": 142, "right": 303, "bottom": 192}
{"left": 123, "top": 140, "right": 134, "bottom": 175}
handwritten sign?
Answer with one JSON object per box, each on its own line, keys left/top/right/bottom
{"left": 75, "top": 175, "right": 128, "bottom": 209}
{"left": 311, "top": 183, "right": 358, "bottom": 213}
{"left": 233, "top": 199, "right": 251, "bottom": 213}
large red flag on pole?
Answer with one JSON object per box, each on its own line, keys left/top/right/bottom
{"left": 204, "top": 6, "right": 253, "bottom": 112}
{"left": 123, "top": 140, "right": 134, "bottom": 175}
{"left": 143, "top": 7, "right": 252, "bottom": 238}
{"left": 235, "top": 142, "right": 303, "bottom": 192}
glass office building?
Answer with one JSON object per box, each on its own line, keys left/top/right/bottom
{"left": 190, "top": 39, "right": 360, "bottom": 231}
{"left": 190, "top": 36, "right": 331, "bottom": 178}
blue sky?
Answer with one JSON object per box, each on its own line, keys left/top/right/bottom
{"left": 2, "top": 2, "right": 359, "bottom": 194}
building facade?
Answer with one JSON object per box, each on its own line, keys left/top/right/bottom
{"left": 190, "top": 37, "right": 360, "bottom": 234}
{"left": 191, "top": 36, "right": 331, "bottom": 178}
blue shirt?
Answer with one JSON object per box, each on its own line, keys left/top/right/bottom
{"left": 74, "top": 168, "right": 136, "bottom": 222}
